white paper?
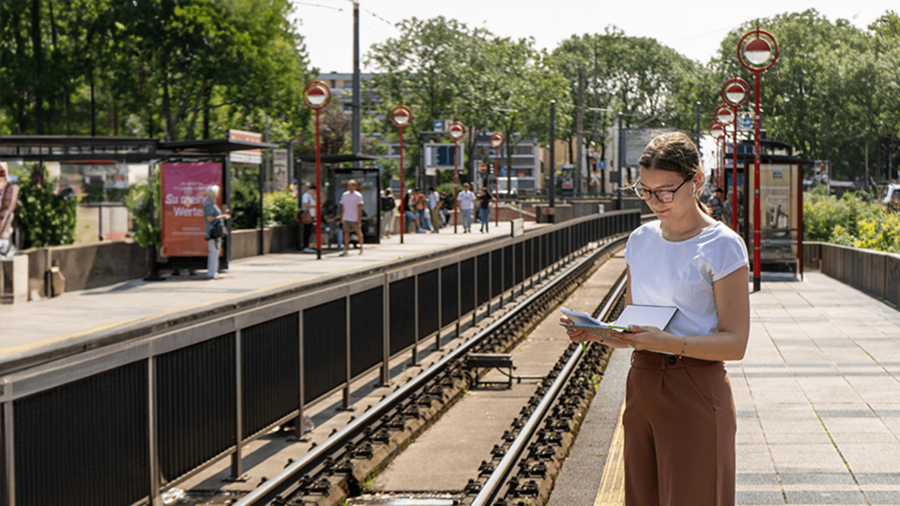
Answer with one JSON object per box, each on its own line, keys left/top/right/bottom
{"left": 560, "top": 308, "right": 615, "bottom": 329}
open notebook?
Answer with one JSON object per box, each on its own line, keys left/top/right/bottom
{"left": 560, "top": 305, "right": 678, "bottom": 341}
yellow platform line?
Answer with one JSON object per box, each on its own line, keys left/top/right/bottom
{"left": 595, "top": 397, "right": 627, "bottom": 506}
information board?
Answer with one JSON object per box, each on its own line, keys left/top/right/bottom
{"left": 160, "top": 162, "right": 223, "bottom": 257}
{"left": 748, "top": 163, "right": 799, "bottom": 262}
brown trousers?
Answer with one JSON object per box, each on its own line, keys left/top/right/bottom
{"left": 624, "top": 351, "right": 736, "bottom": 506}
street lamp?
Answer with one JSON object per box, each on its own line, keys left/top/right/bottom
{"left": 721, "top": 77, "right": 750, "bottom": 232}
{"left": 302, "top": 79, "right": 331, "bottom": 260}
{"left": 390, "top": 104, "right": 412, "bottom": 244}
{"left": 708, "top": 120, "right": 727, "bottom": 193}
{"left": 738, "top": 27, "right": 779, "bottom": 292}
{"left": 489, "top": 132, "right": 504, "bottom": 226}
{"left": 714, "top": 104, "right": 734, "bottom": 189}
{"left": 447, "top": 121, "right": 467, "bottom": 233}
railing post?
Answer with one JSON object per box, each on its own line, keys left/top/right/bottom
{"left": 412, "top": 274, "right": 419, "bottom": 366}
{"left": 3, "top": 398, "right": 15, "bottom": 506}
{"left": 487, "top": 253, "right": 492, "bottom": 318}
{"left": 148, "top": 357, "right": 162, "bottom": 506}
{"left": 296, "top": 311, "right": 306, "bottom": 440}
{"left": 436, "top": 268, "right": 442, "bottom": 351}
{"left": 381, "top": 277, "right": 390, "bottom": 386}
{"left": 456, "top": 261, "right": 462, "bottom": 338}
{"left": 343, "top": 295, "right": 352, "bottom": 410}
{"left": 230, "top": 329, "right": 243, "bottom": 479}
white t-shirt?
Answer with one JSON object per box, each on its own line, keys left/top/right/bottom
{"left": 624, "top": 221, "right": 748, "bottom": 338}
{"left": 301, "top": 192, "right": 316, "bottom": 217}
{"left": 340, "top": 191, "right": 364, "bottom": 222}
{"left": 457, "top": 191, "right": 476, "bottom": 210}
{"left": 428, "top": 192, "right": 440, "bottom": 209}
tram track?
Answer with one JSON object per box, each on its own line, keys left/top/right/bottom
{"left": 232, "top": 235, "right": 629, "bottom": 506}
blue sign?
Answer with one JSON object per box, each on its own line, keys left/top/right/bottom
{"left": 435, "top": 145, "right": 456, "bottom": 166}
{"left": 597, "top": 161, "right": 607, "bottom": 170}
{"left": 500, "top": 168, "right": 507, "bottom": 177}
{"left": 433, "top": 119, "right": 444, "bottom": 132}
{"left": 741, "top": 116, "right": 752, "bottom": 130}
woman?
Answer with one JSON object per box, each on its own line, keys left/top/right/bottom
{"left": 477, "top": 188, "right": 493, "bottom": 233}
{"left": 203, "top": 185, "right": 230, "bottom": 280}
{"left": 562, "top": 132, "right": 749, "bottom": 505}
{"left": 381, "top": 189, "right": 396, "bottom": 238}
{"left": 456, "top": 183, "right": 476, "bottom": 233}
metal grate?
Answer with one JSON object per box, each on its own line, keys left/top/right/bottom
{"left": 461, "top": 258, "right": 476, "bottom": 315}
{"left": 158, "top": 334, "right": 236, "bottom": 483}
{"left": 515, "top": 243, "right": 524, "bottom": 285}
{"left": 351, "top": 288, "right": 384, "bottom": 377}
{"left": 390, "top": 277, "right": 416, "bottom": 355}
{"left": 491, "top": 250, "right": 503, "bottom": 298}
{"left": 15, "top": 361, "right": 149, "bottom": 506}
{"left": 417, "top": 270, "right": 439, "bottom": 339}
{"left": 441, "top": 264, "right": 459, "bottom": 328}
{"left": 524, "top": 239, "right": 533, "bottom": 279}
{"left": 242, "top": 314, "right": 300, "bottom": 439}
{"left": 303, "top": 299, "right": 347, "bottom": 403}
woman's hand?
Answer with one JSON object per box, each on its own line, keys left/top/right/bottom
{"left": 615, "top": 325, "right": 679, "bottom": 354}
{"left": 219, "top": 213, "right": 231, "bottom": 220}
{"left": 560, "top": 317, "right": 598, "bottom": 343}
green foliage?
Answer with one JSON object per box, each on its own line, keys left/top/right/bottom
{"left": 263, "top": 190, "right": 298, "bottom": 226}
{"left": 15, "top": 165, "right": 79, "bottom": 249}
{"left": 803, "top": 187, "right": 900, "bottom": 253}
{"left": 230, "top": 170, "right": 261, "bottom": 230}
{"left": 123, "top": 176, "right": 161, "bottom": 247}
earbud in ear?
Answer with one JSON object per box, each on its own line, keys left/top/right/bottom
{"left": 692, "top": 183, "right": 696, "bottom": 197}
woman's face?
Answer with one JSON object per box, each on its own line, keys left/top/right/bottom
{"left": 637, "top": 167, "right": 700, "bottom": 222}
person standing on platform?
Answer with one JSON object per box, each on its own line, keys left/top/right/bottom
{"left": 427, "top": 186, "right": 441, "bottom": 233}
{"left": 404, "top": 189, "right": 423, "bottom": 233}
{"left": 203, "top": 185, "right": 230, "bottom": 279}
{"left": 457, "top": 182, "right": 476, "bottom": 233}
{"left": 414, "top": 188, "right": 430, "bottom": 231}
{"left": 339, "top": 180, "right": 365, "bottom": 256}
{"left": 477, "top": 188, "right": 494, "bottom": 233}
{"left": 561, "top": 131, "right": 750, "bottom": 506}
{"left": 300, "top": 185, "right": 316, "bottom": 253}
{"left": 381, "top": 188, "right": 396, "bottom": 239}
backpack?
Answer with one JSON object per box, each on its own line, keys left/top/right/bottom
{"left": 381, "top": 195, "right": 395, "bottom": 212}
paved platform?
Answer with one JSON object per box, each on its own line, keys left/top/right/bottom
{"left": 0, "top": 225, "right": 526, "bottom": 367}
{"left": 550, "top": 272, "right": 900, "bottom": 506}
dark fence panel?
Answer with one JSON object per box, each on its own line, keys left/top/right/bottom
{"left": 418, "top": 270, "right": 439, "bottom": 339}
{"left": 351, "top": 287, "right": 384, "bottom": 377}
{"left": 441, "top": 264, "right": 459, "bottom": 328}
{"left": 242, "top": 315, "right": 300, "bottom": 439}
{"left": 390, "top": 277, "right": 416, "bottom": 355}
{"left": 159, "top": 335, "right": 236, "bottom": 482}
{"left": 476, "top": 254, "right": 490, "bottom": 306}
{"left": 14, "top": 361, "right": 149, "bottom": 506}
{"left": 303, "top": 299, "right": 347, "bottom": 403}
{"left": 524, "top": 239, "right": 533, "bottom": 279}
{"left": 461, "top": 258, "right": 476, "bottom": 315}
{"left": 514, "top": 243, "right": 523, "bottom": 285}
{"left": 491, "top": 250, "right": 503, "bottom": 298}
{"left": 503, "top": 246, "right": 513, "bottom": 292}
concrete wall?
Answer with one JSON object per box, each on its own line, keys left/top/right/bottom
{"left": 22, "top": 224, "right": 301, "bottom": 299}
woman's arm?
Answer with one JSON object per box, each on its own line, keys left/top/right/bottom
{"left": 615, "top": 266, "right": 750, "bottom": 360}
{"left": 560, "top": 265, "right": 635, "bottom": 350}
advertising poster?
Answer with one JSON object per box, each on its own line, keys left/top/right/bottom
{"left": 161, "top": 162, "right": 223, "bottom": 257}
{"left": 748, "top": 164, "right": 798, "bottom": 262}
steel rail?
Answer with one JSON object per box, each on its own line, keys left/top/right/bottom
{"left": 234, "top": 235, "right": 628, "bottom": 506}
{"left": 470, "top": 273, "right": 628, "bottom": 506}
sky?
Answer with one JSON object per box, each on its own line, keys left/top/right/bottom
{"left": 291, "top": 0, "right": 898, "bottom": 73}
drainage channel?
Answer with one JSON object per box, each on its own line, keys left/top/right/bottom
{"left": 231, "top": 236, "right": 627, "bottom": 506}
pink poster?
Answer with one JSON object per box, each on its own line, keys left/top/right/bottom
{"left": 160, "top": 162, "right": 222, "bottom": 257}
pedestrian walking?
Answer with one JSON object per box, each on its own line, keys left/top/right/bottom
{"left": 339, "top": 180, "right": 365, "bottom": 256}
{"left": 381, "top": 188, "right": 396, "bottom": 238}
{"left": 427, "top": 186, "right": 441, "bottom": 233}
{"left": 477, "top": 188, "right": 494, "bottom": 233}
{"left": 561, "top": 131, "right": 750, "bottom": 506}
{"left": 203, "top": 185, "right": 230, "bottom": 279}
{"left": 300, "top": 185, "right": 316, "bottom": 252}
{"left": 457, "top": 182, "right": 476, "bottom": 233}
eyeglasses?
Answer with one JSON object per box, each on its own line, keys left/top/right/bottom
{"left": 631, "top": 176, "right": 692, "bottom": 203}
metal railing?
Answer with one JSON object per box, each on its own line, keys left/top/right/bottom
{"left": 804, "top": 241, "right": 900, "bottom": 306}
{"left": 0, "top": 210, "right": 641, "bottom": 506}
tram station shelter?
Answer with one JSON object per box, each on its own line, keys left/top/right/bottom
{"left": 0, "top": 135, "right": 278, "bottom": 277}
{"left": 724, "top": 138, "right": 811, "bottom": 280}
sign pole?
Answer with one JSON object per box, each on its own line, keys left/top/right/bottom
{"left": 399, "top": 125, "right": 405, "bottom": 244}
{"left": 453, "top": 140, "right": 459, "bottom": 234}
{"left": 302, "top": 80, "right": 332, "bottom": 260}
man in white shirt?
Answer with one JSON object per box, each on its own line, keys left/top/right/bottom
{"left": 456, "top": 182, "right": 476, "bottom": 233}
{"left": 339, "top": 179, "right": 365, "bottom": 256}
{"left": 300, "top": 186, "right": 316, "bottom": 252}
{"left": 427, "top": 186, "right": 441, "bottom": 233}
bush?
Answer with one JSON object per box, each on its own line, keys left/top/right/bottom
{"left": 230, "top": 171, "right": 261, "bottom": 230}
{"left": 264, "top": 190, "right": 298, "bottom": 225}
{"left": 123, "top": 176, "right": 160, "bottom": 247}
{"left": 15, "top": 164, "right": 79, "bottom": 249}
{"left": 803, "top": 187, "right": 900, "bottom": 254}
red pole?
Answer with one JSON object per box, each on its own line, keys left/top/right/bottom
{"left": 399, "top": 126, "right": 405, "bottom": 244}
{"left": 494, "top": 149, "right": 499, "bottom": 226}
{"left": 453, "top": 141, "right": 459, "bottom": 233}
{"left": 753, "top": 71, "right": 761, "bottom": 292}
{"left": 731, "top": 106, "right": 739, "bottom": 232}
{"left": 315, "top": 108, "right": 322, "bottom": 260}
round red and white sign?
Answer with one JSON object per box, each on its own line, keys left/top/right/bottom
{"left": 490, "top": 132, "right": 504, "bottom": 148}
{"left": 448, "top": 121, "right": 466, "bottom": 141}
